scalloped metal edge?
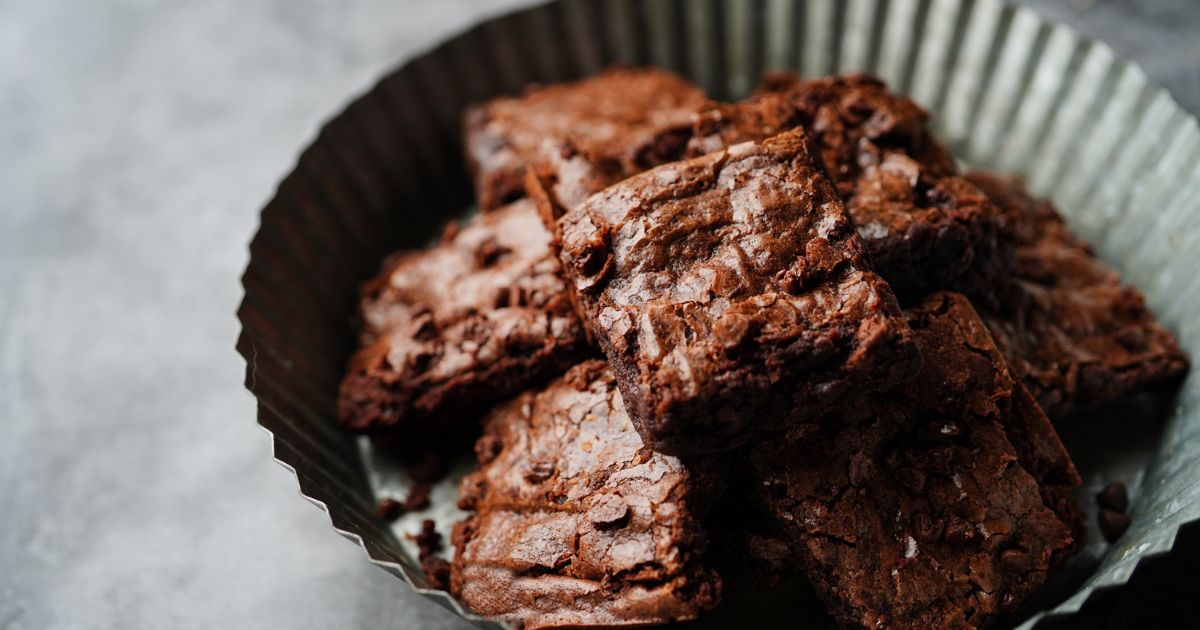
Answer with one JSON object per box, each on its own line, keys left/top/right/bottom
{"left": 236, "top": 0, "right": 1200, "bottom": 627}
{"left": 243, "top": 381, "right": 506, "bottom": 629}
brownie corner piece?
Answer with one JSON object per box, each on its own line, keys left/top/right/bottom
{"left": 337, "top": 199, "right": 589, "bottom": 438}
{"left": 748, "top": 291, "right": 1082, "bottom": 629}
{"left": 557, "top": 129, "right": 920, "bottom": 455}
{"left": 450, "top": 360, "right": 722, "bottom": 629}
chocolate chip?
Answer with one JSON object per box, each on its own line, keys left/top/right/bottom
{"left": 576, "top": 241, "right": 609, "bottom": 277}
{"left": 377, "top": 497, "right": 405, "bottom": 522}
{"left": 405, "top": 348, "right": 437, "bottom": 373}
{"left": 456, "top": 479, "right": 485, "bottom": 511}
{"left": 509, "top": 285, "right": 529, "bottom": 307}
{"left": 1113, "top": 326, "right": 1148, "bottom": 353}
{"left": 633, "top": 127, "right": 690, "bottom": 169}
{"left": 1000, "top": 549, "right": 1031, "bottom": 573}
{"left": 587, "top": 494, "right": 630, "bottom": 528}
{"left": 1099, "top": 508, "right": 1131, "bottom": 543}
{"left": 493, "top": 288, "right": 511, "bottom": 308}
{"left": 524, "top": 460, "right": 555, "bottom": 483}
{"left": 1097, "top": 481, "right": 1129, "bottom": 514}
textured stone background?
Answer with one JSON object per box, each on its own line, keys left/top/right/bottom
{"left": 2, "top": 1, "right": 1197, "bottom": 628}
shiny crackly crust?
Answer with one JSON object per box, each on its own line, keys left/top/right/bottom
{"left": 463, "top": 68, "right": 707, "bottom": 213}
{"left": 451, "top": 361, "right": 722, "bottom": 629}
{"left": 557, "top": 129, "right": 920, "bottom": 455}
{"left": 688, "top": 73, "right": 1007, "bottom": 305}
{"left": 747, "top": 292, "right": 1082, "bottom": 630}
{"left": 336, "top": 199, "right": 590, "bottom": 438}
{"left": 965, "top": 171, "right": 1189, "bottom": 419}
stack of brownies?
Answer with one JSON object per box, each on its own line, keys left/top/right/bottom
{"left": 337, "top": 69, "right": 1188, "bottom": 629}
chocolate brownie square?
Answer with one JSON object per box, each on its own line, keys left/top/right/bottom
{"left": 747, "top": 292, "right": 1082, "bottom": 629}
{"left": 688, "top": 74, "right": 1006, "bottom": 305}
{"left": 557, "top": 129, "right": 920, "bottom": 455}
{"left": 451, "top": 360, "right": 722, "bottom": 629}
{"left": 966, "top": 172, "right": 1189, "bottom": 418}
{"left": 463, "top": 67, "right": 707, "bottom": 213}
{"left": 337, "top": 199, "right": 590, "bottom": 437}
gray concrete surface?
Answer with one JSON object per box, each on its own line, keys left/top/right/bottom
{"left": 1, "top": 1, "right": 1196, "bottom": 628}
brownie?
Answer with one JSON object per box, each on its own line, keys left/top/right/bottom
{"left": 747, "top": 293, "right": 1082, "bottom": 630}
{"left": 463, "top": 67, "right": 708, "bottom": 213}
{"left": 966, "top": 172, "right": 1189, "bottom": 418}
{"left": 451, "top": 360, "right": 722, "bottom": 629}
{"left": 688, "top": 74, "right": 1006, "bottom": 304}
{"left": 337, "top": 199, "right": 590, "bottom": 438}
{"left": 557, "top": 129, "right": 920, "bottom": 455}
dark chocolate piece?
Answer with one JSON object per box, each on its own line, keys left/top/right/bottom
{"left": 403, "top": 482, "right": 432, "bottom": 512}
{"left": 1098, "top": 481, "right": 1130, "bottom": 514}
{"left": 451, "top": 361, "right": 722, "bottom": 629}
{"left": 747, "top": 293, "right": 1082, "bottom": 630}
{"left": 338, "top": 199, "right": 589, "bottom": 438}
{"left": 377, "top": 498, "right": 405, "bottom": 522}
{"left": 689, "top": 74, "right": 1006, "bottom": 304}
{"left": 557, "top": 129, "right": 920, "bottom": 455}
{"left": 1099, "top": 509, "right": 1131, "bottom": 543}
{"left": 966, "top": 172, "right": 1189, "bottom": 418}
{"left": 464, "top": 68, "right": 707, "bottom": 212}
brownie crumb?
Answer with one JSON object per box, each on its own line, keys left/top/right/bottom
{"left": 377, "top": 498, "right": 405, "bottom": 522}
{"left": 1099, "top": 508, "right": 1131, "bottom": 543}
{"left": 403, "top": 482, "right": 432, "bottom": 512}
{"left": 409, "top": 519, "right": 450, "bottom": 590}
{"left": 377, "top": 482, "right": 434, "bottom": 522}
{"left": 411, "top": 519, "right": 444, "bottom": 558}
{"left": 1097, "top": 481, "right": 1130, "bottom": 514}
